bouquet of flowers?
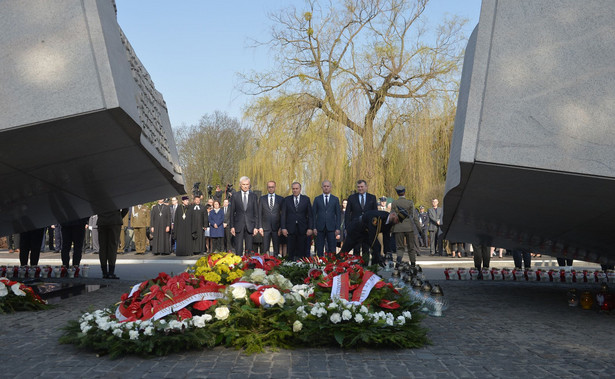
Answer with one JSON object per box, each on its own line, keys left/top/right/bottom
{"left": 186, "top": 252, "right": 244, "bottom": 284}
{"left": 0, "top": 277, "right": 48, "bottom": 313}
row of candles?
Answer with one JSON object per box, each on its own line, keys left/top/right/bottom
{"left": 568, "top": 285, "right": 614, "bottom": 311}
{"left": 444, "top": 267, "right": 615, "bottom": 283}
{"left": 0, "top": 265, "right": 91, "bottom": 279}
{"left": 386, "top": 263, "right": 448, "bottom": 317}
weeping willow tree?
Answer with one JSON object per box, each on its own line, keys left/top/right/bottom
{"left": 239, "top": 96, "right": 354, "bottom": 197}
{"left": 382, "top": 94, "right": 456, "bottom": 206}
{"left": 240, "top": 0, "right": 466, "bottom": 197}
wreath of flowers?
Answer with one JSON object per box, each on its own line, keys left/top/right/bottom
{"left": 0, "top": 277, "right": 48, "bottom": 313}
{"left": 60, "top": 253, "right": 428, "bottom": 357}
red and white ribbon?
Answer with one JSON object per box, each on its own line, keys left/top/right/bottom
{"left": 350, "top": 271, "right": 381, "bottom": 305}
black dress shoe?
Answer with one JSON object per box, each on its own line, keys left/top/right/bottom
{"left": 103, "top": 274, "right": 109, "bottom": 279}
{"left": 107, "top": 274, "right": 119, "bottom": 279}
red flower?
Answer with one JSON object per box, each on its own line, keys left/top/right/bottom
{"left": 379, "top": 300, "right": 400, "bottom": 309}
{"left": 177, "top": 308, "right": 192, "bottom": 320}
{"left": 193, "top": 300, "right": 217, "bottom": 311}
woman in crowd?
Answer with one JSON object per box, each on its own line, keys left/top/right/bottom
{"left": 209, "top": 200, "right": 225, "bottom": 253}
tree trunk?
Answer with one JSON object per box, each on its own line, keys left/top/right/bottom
{"left": 359, "top": 124, "right": 385, "bottom": 196}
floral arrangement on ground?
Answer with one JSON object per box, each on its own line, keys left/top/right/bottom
{"left": 60, "top": 253, "right": 428, "bottom": 358}
{"left": 0, "top": 277, "right": 48, "bottom": 313}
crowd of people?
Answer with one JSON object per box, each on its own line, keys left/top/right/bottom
{"left": 8, "top": 175, "right": 594, "bottom": 278}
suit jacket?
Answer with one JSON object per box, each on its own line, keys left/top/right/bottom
{"left": 428, "top": 207, "right": 443, "bottom": 232}
{"left": 312, "top": 193, "right": 341, "bottom": 232}
{"left": 344, "top": 192, "right": 378, "bottom": 230}
{"left": 390, "top": 196, "right": 422, "bottom": 233}
{"left": 228, "top": 190, "right": 259, "bottom": 232}
{"left": 259, "top": 193, "right": 284, "bottom": 232}
{"left": 280, "top": 194, "right": 313, "bottom": 234}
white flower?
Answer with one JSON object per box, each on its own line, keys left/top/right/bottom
{"left": 169, "top": 320, "right": 183, "bottom": 330}
{"left": 327, "top": 302, "right": 338, "bottom": 310}
{"left": 143, "top": 327, "right": 154, "bottom": 336}
{"left": 250, "top": 269, "right": 267, "bottom": 282}
{"left": 386, "top": 317, "right": 394, "bottom": 326}
{"left": 342, "top": 310, "right": 353, "bottom": 321}
{"left": 262, "top": 288, "right": 285, "bottom": 307}
{"left": 396, "top": 316, "right": 406, "bottom": 325}
{"left": 80, "top": 322, "right": 92, "bottom": 333}
{"left": 403, "top": 311, "right": 412, "bottom": 320}
{"left": 354, "top": 313, "right": 364, "bottom": 323}
{"left": 360, "top": 305, "right": 369, "bottom": 314}
{"left": 112, "top": 329, "right": 123, "bottom": 337}
{"left": 129, "top": 330, "right": 139, "bottom": 340}
{"left": 203, "top": 314, "right": 213, "bottom": 322}
{"left": 0, "top": 283, "right": 8, "bottom": 297}
{"left": 293, "top": 320, "right": 303, "bottom": 332}
{"left": 192, "top": 315, "right": 206, "bottom": 328}
{"left": 284, "top": 292, "right": 302, "bottom": 303}
{"left": 231, "top": 286, "right": 247, "bottom": 299}
{"left": 215, "top": 306, "right": 230, "bottom": 320}
{"left": 11, "top": 283, "right": 25, "bottom": 296}
{"left": 330, "top": 313, "right": 341, "bottom": 324}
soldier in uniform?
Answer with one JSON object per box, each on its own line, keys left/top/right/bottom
{"left": 390, "top": 185, "right": 424, "bottom": 267}
{"left": 340, "top": 209, "right": 407, "bottom": 266}
{"left": 131, "top": 204, "right": 150, "bottom": 254}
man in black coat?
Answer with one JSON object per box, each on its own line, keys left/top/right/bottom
{"left": 281, "top": 181, "right": 314, "bottom": 260}
{"left": 229, "top": 176, "right": 259, "bottom": 255}
{"left": 340, "top": 209, "right": 407, "bottom": 265}
{"left": 98, "top": 208, "right": 129, "bottom": 279}
{"left": 191, "top": 196, "right": 208, "bottom": 255}
{"left": 173, "top": 196, "right": 193, "bottom": 256}
{"left": 344, "top": 179, "right": 378, "bottom": 263}
{"left": 60, "top": 217, "right": 89, "bottom": 267}
{"left": 258, "top": 180, "right": 284, "bottom": 256}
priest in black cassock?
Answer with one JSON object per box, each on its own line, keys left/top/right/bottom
{"left": 191, "top": 195, "right": 208, "bottom": 255}
{"left": 173, "top": 196, "right": 193, "bottom": 256}
{"left": 150, "top": 199, "right": 171, "bottom": 255}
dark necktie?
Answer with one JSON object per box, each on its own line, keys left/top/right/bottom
{"left": 295, "top": 196, "right": 299, "bottom": 210}
{"left": 325, "top": 195, "right": 328, "bottom": 207}
{"left": 269, "top": 195, "right": 274, "bottom": 210}
{"left": 243, "top": 192, "right": 248, "bottom": 211}
{"left": 360, "top": 194, "right": 365, "bottom": 209}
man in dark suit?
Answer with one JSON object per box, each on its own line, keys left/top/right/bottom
{"left": 229, "top": 176, "right": 259, "bottom": 255}
{"left": 428, "top": 198, "right": 444, "bottom": 256}
{"left": 281, "top": 181, "right": 314, "bottom": 260}
{"left": 222, "top": 198, "right": 232, "bottom": 252}
{"left": 258, "top": 180, "right": 284, "bottom": 256}
{"left": 312, "top": 180, "right": 341, "bottom": 256}
{"left": 344, "top": 179, "right": 378, "bottom": 263}
{"left": 340, "top": 209, "right": 407, "bottom": 265}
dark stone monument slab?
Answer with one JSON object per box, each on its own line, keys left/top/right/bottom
{"left": 0, "top": 0, "right": 185, "bottom": 235}
{"left": 444, "top": 0, "right": 615, "bottom": 265}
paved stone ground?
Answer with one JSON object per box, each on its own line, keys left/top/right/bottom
{"left": 1, "top": 248, "right": 614, "bottom": 378}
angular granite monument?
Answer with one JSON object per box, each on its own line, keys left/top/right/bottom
{"left": 0, "top": 0, "right": 185, "bottom": 235}
{"left": 444, "top": 0, "right": 615, "bottom": 265}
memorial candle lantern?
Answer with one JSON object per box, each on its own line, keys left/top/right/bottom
{"left": 567, "top": 289, "right": 579, "bottom": 307}
{"left": 469, "top": 267, "right": 479, "bottom": 280}
{"left": 458, "top": 267, "right": 469, "bottom": 280}
{"left": 580, "top": 291, "right": 594, "bottom": 310}
{"left": 491, "top": 268, "right": 502, "bottom": 280}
